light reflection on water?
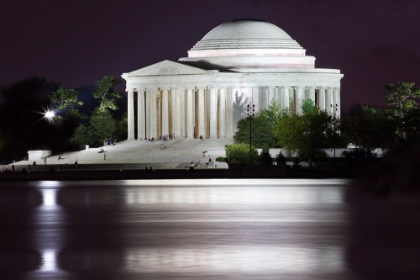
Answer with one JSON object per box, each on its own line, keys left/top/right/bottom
{"left": 32, "top": 179, "right": 347, "bottom": 207}
{"left": 40, "top": 250, "right": 57, "bottom": 272}
{"left": 22, "top": 179, "right": 351, "bottom": 276}
{"left": 123, "top": 246, "right": 344, "bottom": 273}
{"left": 125, "top": 186, "right": 344, "bottom": 205}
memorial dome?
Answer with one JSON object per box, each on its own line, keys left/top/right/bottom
{"left": 180, "top": 19, "right": 314, "bottom": 70}
{"left": 191, "top": 19, "right": 303, "bottom": 51}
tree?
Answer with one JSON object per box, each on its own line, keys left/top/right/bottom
{"left": 276, "top": 109, "right": 339, "bottom": 167}
{"left": 383, "top": 82, "right": 420, "bottom": 143}
{"left": 383, "top": 82, "right": 420, "bottom": 119}
{"left": 225, "top": 143, "right": 259, "bottom": 165}
{"left": 93, "top": 76, "right": 123, "bottom": 112}
{"left": 233, "top": 114, "right": 276, "bottom": 147}
{"left": 72, "top": 109, "right": 117, "bottom": 147}
{"left": 301, "top": 99, "right": 317, "bottom": 115}
{"left": 261, "top": 98, "right": 284, "bottom": 126}
{"left": 88, "top": 109, "right": 117, "bottom": 146}
{"left": 327, "top": 115, "right": 347, "bottom": 158}
{"left": 49, "top": 87, "right": 83, "bottom": 117}
{"left": 259, "top": 144, "right": 273, "bottom": 165}
{"left": 341, "top": 105, "right": 395, "bottom": 153}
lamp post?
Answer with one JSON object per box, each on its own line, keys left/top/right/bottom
{"left": 246, "top": 104, "right": 255, "bottom": 164}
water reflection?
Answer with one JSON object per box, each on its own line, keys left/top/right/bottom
{"left": 40, "top": 250, "right": 57, "bottom": 272}
{"left": 124, "top": 184, "right": 345, "bottom": 205}
{"left": 123, "top": 246, "right": 344, "bottom": 273}
{"left": 2, "top": 179, "right": 373, "bottom": 278}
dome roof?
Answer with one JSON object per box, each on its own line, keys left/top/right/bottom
{"left": 180, "top": 19, "right": 314, "bottom": 70}
{"left": 202, "top": 19, "right": 293, "bottom": 40}
{"left": 190, "top": 19, "right": 303, "bottom": 51}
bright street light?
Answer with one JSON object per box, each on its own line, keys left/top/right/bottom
{"left": 44, "top": 110, "right": 55, "bottom": 120}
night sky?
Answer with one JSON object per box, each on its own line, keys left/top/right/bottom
{"left": 2, "top": 0, "right": 420, "bottom": 111}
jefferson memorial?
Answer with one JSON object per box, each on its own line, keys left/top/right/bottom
{"left": 122, "top": 20, "right": 343, "bottom": 141}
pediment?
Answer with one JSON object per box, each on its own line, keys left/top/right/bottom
{"left": 124, "top": 60, "right": 209, "bottom": 77}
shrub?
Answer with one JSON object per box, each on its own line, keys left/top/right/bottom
{"left": 216, "top": 156, "right": 227, "bottom": 162}
{"left": 275, "top": 152, "right": 286, "bottom": 165}
{"left": 225, "top": 143, "right": 259, "bottom": 165}
{"left": 260, "top": 144, "right": 273, "bottom": 165}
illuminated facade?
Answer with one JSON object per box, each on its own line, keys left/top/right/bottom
{"left": 122, "top": 20, "right": 343, "bottom": 140}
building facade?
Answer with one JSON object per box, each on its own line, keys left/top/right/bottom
{"left": 122, "top": 20, "right": 344, "bottom": 140}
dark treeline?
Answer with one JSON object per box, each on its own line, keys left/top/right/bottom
{"left": 0, "top": 76, "right": 127, "bottom": 163}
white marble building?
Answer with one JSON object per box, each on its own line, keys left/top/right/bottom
{"left": 122, "top": 20, "right": 343, "bottom": 140}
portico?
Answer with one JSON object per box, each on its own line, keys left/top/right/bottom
{"left": 122, "top": 20, "right": 343, "bottom": 141}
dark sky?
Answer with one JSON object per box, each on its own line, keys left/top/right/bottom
{"left": 2, "top": 0, "right": 420, "bottom": 111}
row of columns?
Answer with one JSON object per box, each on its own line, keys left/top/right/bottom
{"left": 257, "top": 86, "right": 340, "bottom": 115}
{"left": 127, "top": 86, "right": 340, "bottom": 141}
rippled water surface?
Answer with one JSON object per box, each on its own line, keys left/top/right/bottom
{"left": 0, "top": 179, "right": 419, "bottom": 279}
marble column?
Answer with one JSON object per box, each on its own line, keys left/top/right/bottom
{"left": 226, "top": 87, "right": 233, "bottom": 138}
{"left": 210, "top": 87, "right": 218, "bottom": 138}
{"left": 252, "top": 87, "right": 259, "bottom": 113}
{"left": 283, "top": 87, "right": 290, "bottom": 112}
{"left": 170, "top": 88, "right": 177, "bottom": 137}
{"left": 150, "top": 89, "right": 157, "bottom": 139}
{"left": 137, "top": 89, "right": 145, "bottom": 140}
{"left": 175, "top": 89, "right": 181, "bottom": 138}
{"left": 295, "top": 87, "right": 304, "bottom": 115}
{"left": 326, "top": 87, "right": 333, "bottom": 114}
{"left": 180, "top": 89, "right": 186, "bottom": 138}
{"left": 186, "top": 88, "right": 194, "bottom": 138}
{"left": 268, "top": 87, "right": 275, "bottom": 106}
{"left": 127, "top": 89, "right": 135, "bottom": 140}
{"left": 161, "top": 88, "right": 169, "bottom": 138}
{"left": 318, "top": 87, "right": 326, "bottom": 111}
{"left": 219, "top": 87, "right": 227, "bottom": 137}
{"left": 197, "top": 88, "right": 205, "bottom": 138}
{"left": 308, "top": 87, "right": 316, "bottom": 103}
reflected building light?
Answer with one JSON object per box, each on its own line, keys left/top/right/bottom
{"left": 123, "top": 246, "right": 344, "bottom": 273}
{"left": 35, "top": 180, "right": 62, "bottom": 188}
{"left": 42, "top": 189, "right": 57, "bottom": 207}
{"left": 40, "top": 250, "right": 57, "bottom": 272}
{"left": 120, "top": 178, "right": 350, "bottom": 186}
{"left": 124, "top": 186, "right": 344, "bottom": 206}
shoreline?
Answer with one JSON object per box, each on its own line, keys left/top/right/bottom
{"left": 0, "top": 165, "right": 352, "bottom": 182}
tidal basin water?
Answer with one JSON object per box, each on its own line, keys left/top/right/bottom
{"left": 0, "top": 179, "right": 419, "bottom": 279}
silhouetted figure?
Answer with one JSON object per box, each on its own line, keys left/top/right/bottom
{"left": 74, "top": 161, "right": 78, "bottom": 169}
{"left": 12, "top": 164, "right": 15, "bottom": 171}
{"left": 32, "top": 161, "right": 36, "bottom": 166}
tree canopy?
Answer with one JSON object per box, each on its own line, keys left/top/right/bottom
{"left": 383, "top": 82, "right": 420, "bottom": 119}
{"left": 49, "top": 87, "right": 83, "bottom": 117}
{"left": 233, "top": 114, "right": 277, "bottom": 147}
{"left": 276, "top": 109, "right": 341, "bottom": 167}
{"left": 93, "top": 76, "right": 123, "bottom": 112}
{"left": 341, "top": 105, "right": 395, "bottom": 152}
